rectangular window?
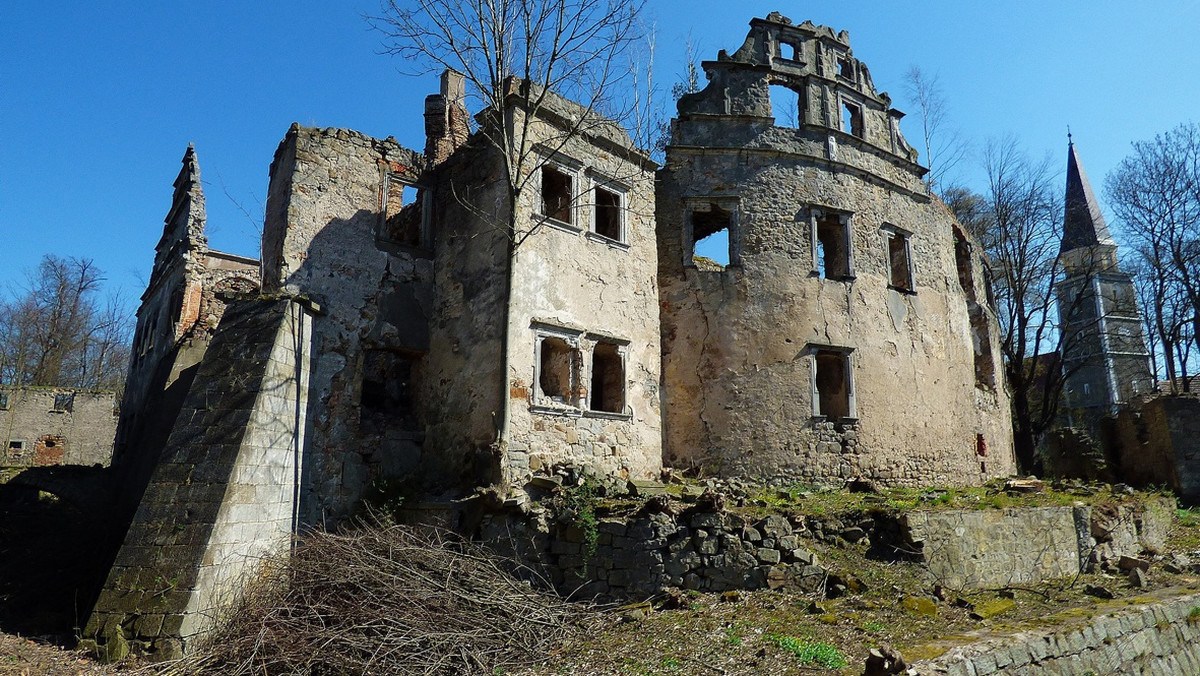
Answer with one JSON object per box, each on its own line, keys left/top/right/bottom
{"left": 884, "top": 226, "right": 914, "bottom": 292}
{"left": 53, "top": 393, "right": 74, "bottom": 413}
{"left": 593, "top": 185, "right": 623, "bottom": 241}
{"left": 687, "top": 200, "right": 738, "bottom": 270}
{"left": 541, "top": 165, "right": 574, "bottom": 225}
{"left": 7, "top": 440, "right": 25, "bottom": 456}
{"left": 536, "top": 334, "right": 581, "bottom": 408}
{"left": 589, "top": 341, "right": 626, "bottom": 414}
{"left": 841, "top": 100, "right": 864, "bottom": 138}
{"left": 838, "top": 56, "right": 854, "bottom": 81}
{"left": 0, "top": 392, "right": 8, "bottom": 409}
{"left": 813, "top": 210, "right": 853, "bottom": 279}
{"left": 381, "top": 174, "right": 424, "bottom": 247}
{"left": 811, "top": 348, "right": 855, "bottom": 419}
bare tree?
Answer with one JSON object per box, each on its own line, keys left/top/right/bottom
{"left": 903, "top": 66, "right": 967, "bottom": 193}
{"left": 368, "top": 0, "right": 650, "bottom": 450}
{"left": 948, "top": 139, "right": 1106, "bottom": 472}
{"left": 0, "top": 255, "right": 132, "bottom": 392}
{"left": 1105, "top": 122, "right": 1200, "bottom": 391}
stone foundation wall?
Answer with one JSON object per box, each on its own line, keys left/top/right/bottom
{"left": 914, "top": 590, "right": 1200, "bottom": 676}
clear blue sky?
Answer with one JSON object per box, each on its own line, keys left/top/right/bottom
{"left": 3, "top": 1, "right": 1198, "bottom": 306}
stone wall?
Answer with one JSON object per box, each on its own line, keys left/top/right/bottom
{"left": 901, "top": 497, "right": 1172, "bottom": 590}
{"left": 262, "top": 124, "right": 432, "bottom": 522}
{"left": 913, "top": 590, "right": 1200, "bottom": 675}
{"left": 482, "top": 496, "right": 1171, "bottom": 600}
{"left": 1112, "top": 395, "right": 1200, "bottom": 505}
{"left": 1, "top": 387, "right": 116, "bottom": 467}
{"left": 656, "top": 14, "right": 1014, "bottom": 486}
{"left": 84, "top": 298, "right": 312, "bottom": 660}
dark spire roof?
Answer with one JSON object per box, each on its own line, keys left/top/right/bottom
{"left": 1061, "top": 139, "right": 1114, "bottom": 253}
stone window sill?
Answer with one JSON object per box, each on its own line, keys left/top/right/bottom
{"left": 583, "top": 409, "right": 632, "bottom": 421}
{"left": 536, "top": 216, "right": 581, "bottom": 235}
{"left": 531, "top": 404, "right": 583, "bottom": 418}
{"left": 585, "top": 231, "right": 630, "bottom": 250}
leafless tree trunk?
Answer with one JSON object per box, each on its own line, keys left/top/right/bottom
{"left": 902, "top": 66, "right": 967, "bottom": 193}
{"left": 368, "top": 0, "right": 650, "bottom": 453}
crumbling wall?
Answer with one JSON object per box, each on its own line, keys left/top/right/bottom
{"left": 84, "top": 298, "right": 312, "bottom": 660}
{"left": 657, "top": 14, "right": 1013, "bottom": 485}
{"left": 1, "top": 388, "right": 116, "bottom": 467}
{"left": 1112, "top": 395, "right": 1200, "bottom": 504}
{"left": 262, "top": 125, "right": 432, "bottom": 522}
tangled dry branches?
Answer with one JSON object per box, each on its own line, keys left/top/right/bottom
{"left": 153, "top": 521, "right": 582, "bottom": 675}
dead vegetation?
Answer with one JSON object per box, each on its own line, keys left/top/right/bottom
{"left": 150, "top": 520, "right": 583, "bottom": 676}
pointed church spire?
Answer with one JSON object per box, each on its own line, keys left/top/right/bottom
{"left": 1061, "top": 139, "right": 1114, "bottom": 254}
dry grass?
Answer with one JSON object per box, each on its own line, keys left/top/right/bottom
{"left": 151, "top": 520, "right": 584, "bottom": 676}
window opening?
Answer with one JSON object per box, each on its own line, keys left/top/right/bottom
{"left": 814, "top": 349, "right": 851, "bottom": 419}
{"left": 383, "top": 175, "right": 423, "bottom": 247}
{"left": 538, "top": 336, "right": 578, "bottom": 406}
{"left": 815, "top": 212, "right": 851, "bottom": 279}
{"left": 885, "top": 228, "right": 913, "bottom": 291}
{"left": 953, "top": 226, "right": 976, "bottom": 301}
{"left": 690, "top": 202, "right": 734, "bottom": 269}
{"left": 969, "top": 305, "right": 996, "bottom": 390}
{"left": 360, "top": 350, "right": 417, "bottom": 430}
{"left": 838, "top": 56, "right": 854, "bottom": 80}
{"left": 8, "top": 440, "right": 25, "bottom": 452}
{"left": 780, "top": 41, "right": 800, "bottom": 62}
{"left": 541, "top": 166, "right": 574, "bottom": 225}
{"left": 53, "top": 393, "right": 74, "bottom": 413}
{"left": 769, "top": 85, "right": 801, "bottom": 127}
{"left": 0, "top": 392, "right": 8, "bottom": 409}
{"left": 841, "top": 101, "right": 864, "bottom": 138}
{"left": 593, "top": 186, "right": 622, "bottom": 240}
{"left": 590, "top": 342, "right": 625, "bottom": 413}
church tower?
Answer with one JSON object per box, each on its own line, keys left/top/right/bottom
{"left": 1055, "top": 138, "right": 1154, "bottom": 423}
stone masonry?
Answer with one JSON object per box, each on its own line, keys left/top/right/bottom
{"left": 1, "top": 387, "right": 116, "bottom": 467}
{"left": 657, "top": 13, "right": 1014, "bottom": 485}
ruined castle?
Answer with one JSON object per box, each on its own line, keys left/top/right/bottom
{"left": 84, "top": 13, "right": 1015, "bottom": 658}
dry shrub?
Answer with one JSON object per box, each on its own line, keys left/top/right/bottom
{"left": 156, "top": 520, "right": 581, "bottom": 675}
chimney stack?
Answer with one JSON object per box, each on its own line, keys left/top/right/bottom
{"left": 424, "top": 69, "right": 469, "bottom": 166}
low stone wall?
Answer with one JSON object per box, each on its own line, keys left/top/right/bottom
{"left": 913, "top": 590, "right": 1200, "bottom": 675}
{"left": 900, "top": 498, "right": 1171, "bottom": 590}
{"left": 482, "top": 495, "right": 1173, "bottom": 598}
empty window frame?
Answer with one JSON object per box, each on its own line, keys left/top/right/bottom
{"left": 541, "top": 165, "right": 575, "bottom": 225}
{"left": 779, "top": 40, "right": 800, "bottom": 62}
{"left": 841, "top": 99, "right": 864, "bottom": 138}
{"left": 589, "top": 341, "right": 626, "bottom": 414}
{"left": 769, "top": 85, "right": 802, "bottom": 128}
{"left": 7, "top": 440, "right": 25, "bottom": 454}
{"left": 837, "top": 56, "right": 855, "bottom": 81}
{"left": 53, "top": 393, "right": 74, "bottom": 413}
{"left": 883, "top": 226, "right": 914, "bottom": 292}
{"left": 0, "top": 392, "right": 8, "bottom": 409}
{"left": 811, "top": 347, "right": 855, "bottom": 419}
{"left": 536, "top": 332, "right": 581, "bottom": 408}
{"left": 687, "top": 200, "right": 738, "bottom": 269}
{"left": 811, "top": 209, "right": 853, "bottom": 279}
{"left": 381, "top": 174, "right": 425, "bottom": 247}
{"left": 592, "top": 182, "right": 624, "bottom": 242}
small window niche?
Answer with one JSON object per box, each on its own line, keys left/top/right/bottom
{"left": 382, "top": 174, "right": 425, "bottom": 247}
{"left": 837, "top": 55, "right": 855, "bottom": 81}
{"left": 811, "top": 347, "right": 855, "bottom": 420}
{"left": 53, "top": 393, "right": 74, "bottom": 413}
{"left": 361, "top": 349, "right": 418, "bottom": 431}
{"left": 841, "top": 100, "right": 864, "bottom": 138}
{"left": 0, "top": 392, "right": 8, "bottom": 410}
{"left": 593, "top": 184, "right": 624, "bottom": 242}
{"left": 541, "top": 165, "right": 574, "bottom": 225}
{"left": 536, "top": 334, "right": 581, "bottom": 408}
{"left": 589, "top": 340, "right": 626, "bottom": 414}
{"left": 883, "top": 225, "right": 914, "bottom": 292}
{"left": 687, "top": 200, "right": 738, "bottom": 270}
{"left": 812, "top": 209, "right": 853, "bottom": 280}
{"left": 769, "top": 85, "right": 802, "bottom": 128}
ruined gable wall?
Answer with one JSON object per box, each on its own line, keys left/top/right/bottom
{"left": 261, "top": 125, "right": 431, "bottom": 522}
{"left": 1, "top": 388, "right": 116, "bottom": 467}
{"left": 503, "top": 108, "right": 663, "bottom": 483}
{"left": 658, "top": 15, "right": 1013, "bottom": 485}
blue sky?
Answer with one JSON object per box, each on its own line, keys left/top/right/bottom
{"left": 3, "top": 1, "right": 1198, "bottom": 305}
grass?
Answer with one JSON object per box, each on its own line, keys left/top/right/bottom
{"left": 766, "top": 634, "right": 849, "bottom": 669}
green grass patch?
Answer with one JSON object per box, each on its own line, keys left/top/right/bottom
{"left": 766, "top": 634, "right": 848, "bottom": 669}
